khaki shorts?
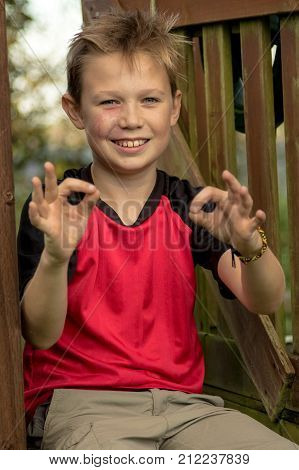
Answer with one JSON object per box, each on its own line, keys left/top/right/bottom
{"left": 29, "top": 388, "right": 297, "bottom": 450}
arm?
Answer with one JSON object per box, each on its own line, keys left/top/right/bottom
{"left": 217, "top": 246, "right": 285, "bottom": 314}
{"left": 21, "top": 162, "right": 100, "bottom": 349}
{"left": 21, "top": 251, "right": 69, "bottom": 349}
{"left": 189, "top": 170, "right": 285, "bottom": 315}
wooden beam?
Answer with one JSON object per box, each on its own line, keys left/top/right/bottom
{"left": 155, "top": 0, "right": 299, "bottom": 27}
{"left": 280, "top": 15, "right": 299, "bottom": 354}
{"left": 82, "top": 0, "right": 151, "bottom": 23}
{"left": 192, "top": 35, "right": 209, "bottom": 183}
{"left": 203, "top": 23, "right": 237, "bottom": 184}
{"left": 0, "top": 1, "right": 26, "bottom": 449}
{"left": 240, "top": 18, "right": 284, "bottom": 338}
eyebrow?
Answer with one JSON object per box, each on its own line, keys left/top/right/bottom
{"left": 93, "top": 89, "right": 167, "bottom": 99}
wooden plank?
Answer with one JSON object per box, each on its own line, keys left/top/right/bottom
{"left": 156, "top": 0, "right": 299, "bottom": 27}
{"left": 240, "top": 19, "right": 284, "bottom": 339}
{"left": 82, "top": 0, "right": 151, "bottom": 23}
{"left": 158, "top": 124, "right": 205, "bottom": 186}
{"left": 280, "top": 15, "right": 299, "bottom": 354}
{"left": 202, "top": 23, "right": 237, "bottom": 336}
{"left": 203, "top": 23, "right": 237, "bottom": 185}
{"left": 0, "top": 2, "right": 26, "bottom": 449}
{"left": 199, "top": 333, "right": 261, "bottom": 400}
{"left": 192, "top": 34, "right": 210, "bottom": 184}
{"left": 288, "top": 355, "right": 299, "bottom": 411}
{"left": 211, "top": 282, "right": 295, "bottom": 421}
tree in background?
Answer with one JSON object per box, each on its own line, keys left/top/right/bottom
{"left": 6, "top": 0, "right": 89, "bottom": 224}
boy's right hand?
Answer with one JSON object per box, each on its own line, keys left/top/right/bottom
{"left": 28, "top": 162, "right": 100, "bottom": 264}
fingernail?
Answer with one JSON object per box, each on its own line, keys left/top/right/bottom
{"left": 88, "top": 184, "right": 96, "bottom": 190}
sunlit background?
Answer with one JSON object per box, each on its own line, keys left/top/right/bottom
{"left": 6, "top": 0, "right": 89, "bottom": 218}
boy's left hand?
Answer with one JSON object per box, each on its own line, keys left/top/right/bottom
{"left": 189, "top": 170, "right": 266, "bottom": 257}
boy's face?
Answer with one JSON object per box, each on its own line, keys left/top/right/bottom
{"left": 63, "top": 51, "right": 181, "bottom": 175}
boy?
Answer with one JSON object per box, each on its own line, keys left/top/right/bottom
{"left": 18, "top": 9, "right": 296, "bottom": 449}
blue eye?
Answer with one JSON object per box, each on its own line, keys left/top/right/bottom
{"left": 100, "top": 100, "right": 119, "bottom": 105}
{"left": 143, "top": 97, "right": 159, "bottom": 103}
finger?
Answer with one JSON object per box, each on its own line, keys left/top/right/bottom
{"left": 189, "top": 209, "right": 213, "bottom": 232}
{"left": 250, "top": 210, "right": 266, "bottom": 231}
{"left": 222, "top": 170, "right": 242, "bottom": 203}
{"left": 44, "top": 162, "right": 58, "bottom": 203}
{"left": 222, "top": 170, "right": 242, "bottom": 191}
{"left": 77, "top": 188, "right": 101, "bottom": 217}
{"left": 189, "top": 187, "right": 226, "bottom": 213}
{"left": 31, "top": 177, "right": 49, "bottom": 218}
{"left": 58, "top": 178, "right": 97, "bottom": 199}
{"left": 28, "top": 201, "right": 48, "bottom": 232}
{"left": 238, "top": 185, "right": 253, "bottom": 216}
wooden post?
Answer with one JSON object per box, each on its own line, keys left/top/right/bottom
{"left": 240, "top": 19, "right": 284, "bottom": 339}
{"left": 280, "top": 14, "right": 299, "bottom": 355}
{"left": 0, "top": 1, "right": 26, "bottom": 449}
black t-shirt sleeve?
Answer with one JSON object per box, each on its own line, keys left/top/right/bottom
{"left": 17, "top": 194, "right": 45, "bottom": 300}
{"left": 191, "top": 220, "right": 236, "bottom": 300}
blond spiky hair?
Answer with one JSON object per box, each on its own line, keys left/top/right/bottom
{"left": 66, "top": 9, "right": 188, "bottom": 103}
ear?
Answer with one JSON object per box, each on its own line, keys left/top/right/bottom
{"left": 170, "top": 89, "right": 182, "bottom": 127}
{"left": 61, "top": 93, "right": 85, "bottom": 130}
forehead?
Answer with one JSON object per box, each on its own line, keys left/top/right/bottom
{"left": 81, "top": 51, "right": 171, "bottom": 94}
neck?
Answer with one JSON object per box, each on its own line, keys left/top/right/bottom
{"left": 90, "top": 160, "right": 157, "bottom": 204}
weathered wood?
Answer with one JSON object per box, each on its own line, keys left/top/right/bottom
{"left": 202, "top": 23, "right": 237, "bottom": 335}
{"left": 203, "top": 23, "right": 237, "bottom": 185}
{"left": 199, "top": 333, "right": 261, "bottom": 399}
{"left": 280, "top": 15, "right": 299, "bottom": 354}
{"left": 288, "top": 355, "right": 299, "bottom": 411}
{"left": 192, "top": 34, "right": 210, "bottom": 184}
{"left": 82, "top": 0, "right": 151, "bottom": 23}
{"left": 213, "top": 285, "right": 294, "bottom": 420}
{"left": 158, "top": 124, "right": 204, "bottom": 187}
{"left": 154, "top": 0, "right": 299, "bottom": 27}
{"left": 0, "top": 1, "right": 26, "bottom": 449}
{"left": 240, "top": 19, "right": 284, "bottom": 338}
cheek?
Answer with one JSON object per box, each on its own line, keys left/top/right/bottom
{"left": 88, "top": 112, "right": 119, "bottom": 137}
{"left": 151, "top": 111, "right": 172, "bottom": 136}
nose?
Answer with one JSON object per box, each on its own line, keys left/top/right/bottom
{"left": 118, "top": 102, "right": 143, "bottom": 129}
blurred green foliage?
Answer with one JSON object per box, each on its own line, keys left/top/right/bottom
{"left": 6, "top": 0, "right": 90, "bottom": 225}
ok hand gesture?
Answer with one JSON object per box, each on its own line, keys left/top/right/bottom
{"left": 189, "top": 170, "right": 266, "bottom": 256}
{"left": 28, "top": 162, "right": 100, "bottom": 264}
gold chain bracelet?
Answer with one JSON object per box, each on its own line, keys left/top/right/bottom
{"left": 231, "top": 227, "right": 268, "bottom": 267}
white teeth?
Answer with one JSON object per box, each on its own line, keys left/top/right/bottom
{"left": 114, "top": 139, "right": 147, "bottom": 148}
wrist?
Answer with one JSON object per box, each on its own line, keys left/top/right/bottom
{"left": 41, "top": 249, "right": 71, "bottom": 268}
{"left": 234, "top": 230, "right": 263, "bottom": 258}
{"left": 233, "top": 227, "right": 268, "bottom": 266}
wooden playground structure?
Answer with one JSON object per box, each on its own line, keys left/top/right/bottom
{"left": 0, "top": 0, "right": 299, "bottom": 449}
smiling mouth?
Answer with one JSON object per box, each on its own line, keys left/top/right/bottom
{"left": 111, "top": 139, "right": 149, "bottom": 148}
